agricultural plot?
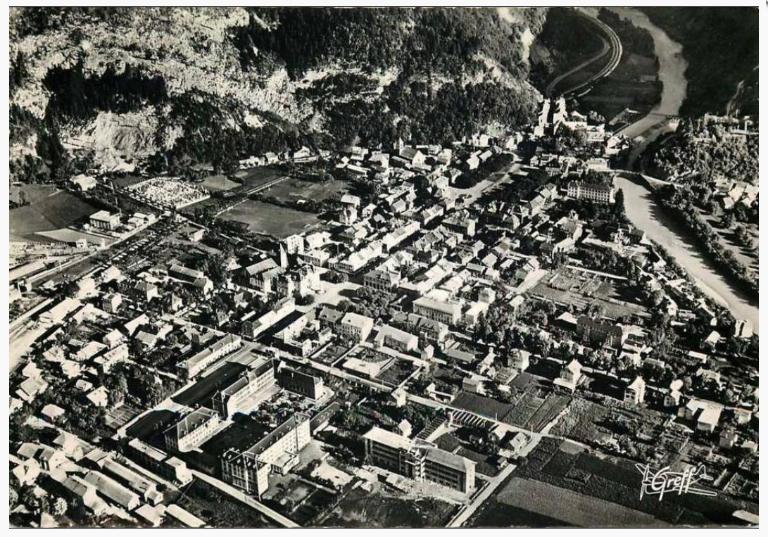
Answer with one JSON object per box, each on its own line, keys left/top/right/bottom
{"left": 531, "top": 267, "right": 646, "bottom": 320}
{"left": 10, "top": 190, "right": 99, "bottom": 242}
{"left": 514, "top": 437, "right": 753, "bottom": 525}
{"left": 494, "top": 477, "right": 662, "bottom": 527}
{"left": 453, "top": 388, "right": 571, "bottom": 433}
{"left": 218, "top": 200, "right": 321, "bottom": 239}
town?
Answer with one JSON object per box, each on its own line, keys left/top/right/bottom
{"left": 9, "top": 95, "right": 759, "bottom": 528}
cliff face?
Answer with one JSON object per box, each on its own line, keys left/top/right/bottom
{"left": 9, "top": 7, "right": 547, "bottom": 181}
{"left": 639, "top": 7, "right": 758, "bottom": 117}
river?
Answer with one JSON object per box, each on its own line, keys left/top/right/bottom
{"left": 603, "top": 8, "right": 759, "bottom": 331}
{"left": 608, "top": 8, "right": 687, "bottom": 141}
{"left": 616, "top": 177, "right": 758, "bottom": 331}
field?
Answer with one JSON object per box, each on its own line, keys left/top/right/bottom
{"left": 512, "top": 437, "right": 754, "bottom": 525}
{"left": 218, "top": 200, "right": 321, "bottom": 238}
{"left": 10, "top": 189, "right": 99, "bottom": 242}
{"left": 170, "top": 478, "right": 275, "bottom": 528}
{"left": 262, "top": 176, "right": 351, "bottom": 205}
{"left": 492, "top": 477, "right": 661, "bottom": 527}
{"left": 322, "top": 487, "right": 458, "bottom": 528}
{"left": 233, "top": 166, "right": 287, "bottom": 191}
{"left": 199, "top": 174, "right": 241, "bottom": 192}
{"left": 530, "top": 267, "right": 646, "bottom": 320}
{"left": 452, "top": 389, "right": 571, "bottom": 433}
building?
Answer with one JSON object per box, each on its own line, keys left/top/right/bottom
{"left": 363, "top": 426, "right": 476, "bottom": 494}
{"left": 127, "top": 439, "right": 193, "bottom": 485}
{"left": 505, "top": 348, "right": 530, "bottom": 371}
{"left": 221, "top": 414, "right": 311, "bottom": 498}
{"left": 567, "top": 178, "right": 615, "bottom": 204}
{"left": 178, "top": 334, "right": 242, "bottom": 379}
{"left": 576, "top": 316, "right": 626, "bottom": 348}
{"left": 102, "top": 458, "right": 163, "bottom": 505}
{"left": 375, "top": 324, "right": 418, "bottom": 353}
{"left": 412, "top": 296, "right": 462, "bottom": 325}
{"left": 82, "top": 470, "right": 140, "bottom": 511}
{"left": 89, "top": 210, "right": 120, "bottom": 231}
{"left": 679, "top": 399, "right": 723, "bottom": 433}
{"left": 338, "top": 312, "right": 374, "bottom": 342}
{"left": 276, "top": 364, "right": 324, "bottom": 400}
{"left": 624, "top": 376, "right": 646, "bottom": 404}
{"left": 364, "top": 269, "right": 401, "bottom": 291}
{"left": 212, "top": 360, "right": 276, "bottom": 418}
{"left": 164, "top": 408, "right": 222, "bottom": 453}
{"left": 734, "top": 319, "right": 754, "bottom": 339}
{"left": 554, "top": 359, "right": 582, "bottom": 392}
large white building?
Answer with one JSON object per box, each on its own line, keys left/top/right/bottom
{"left": 363, "top": 426, "right": 476, "bottom": 494}
{"left": 221, "top": 414, "right": 311, "bottom": 497}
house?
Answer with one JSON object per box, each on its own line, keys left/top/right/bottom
{"left": 364, "top": 268, "right": 401, "bottom": 291}
{"left": 703, "top": 330, "right": 721, "bottom": 349}
{"left": 101, "top": 293, "right": 123, "bottom": 314}
{"left": 41, "top": 404, "right": 66, "bottom": 422}
{"left": 59, "top": 475, "right": 110, "bottom": 517}
{"left": 133, "top": 281, "right": 159, "bottom": 302}
{"left": 624, "top": 376, "right": 646, "bottom": 404}
{"left": 679, "top": 399, "right": 723, "bottom": 433}
{"left": 462, "top": 375, "right": 485, "bottom": 395}
{"left": 86, "top": 386, "right": 110, "bottom": 408}
{"left": 339, "top": 312, "right": 374, "bottom": 342}
{"left": 576, "top": 316, "right": 625, "bottom": 348}
{"left": 397, "top": 419, "right": 413, "bottom": 438}
{"left": 505, "top": 349, "right": 530, "bottom": 371}
{"left": 89, "top": 210, "right": 120, "bottom": 231}
{"left": 83, "top": 470, "right": 141, "bottom": 511}
{"left": 375, "top": 324, "right": 419, "bottom": 353}
{"left": 554, "top": 359, "right": 582, "bottom": 392}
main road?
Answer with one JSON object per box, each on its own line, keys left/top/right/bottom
{"left": 545, "top": 9, "right": 622, "bottom": 98}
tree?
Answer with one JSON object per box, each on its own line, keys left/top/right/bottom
{"left": 51, "top": 497, "right": 68, "bottom": 517}
{"left": 614, "top": 188, "right": 625, "bottom": 215}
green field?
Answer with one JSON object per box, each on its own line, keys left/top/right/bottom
{"left": 262, "top": 177, "right": 351, "bottom": 205}
{"left": 493, "top": 477, "right": 662, "bottom": 527}
{"left": 10, "top": 189, "right": 100, "bottom": 242}
{"left": 234, "top": 166, "right": 287, "bottom": 190}
{"left": 200, "top": 174, "right": 241, "bottom": 192}
{"left": 218, "top": 199, "right": 321, "bottom": 238}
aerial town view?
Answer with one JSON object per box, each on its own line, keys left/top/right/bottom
{"left": 7, "top": 5, "right": 760, "bottom": 530}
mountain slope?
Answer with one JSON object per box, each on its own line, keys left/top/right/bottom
{"left": 10, "top": 7, "right": 547, "bottom": 181}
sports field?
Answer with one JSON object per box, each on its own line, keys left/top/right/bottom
{"left": 262, "top": 177, "right": 351, "bottom": 205}
{"left": 218, "top": 200, "right": 321, "bottom": 238}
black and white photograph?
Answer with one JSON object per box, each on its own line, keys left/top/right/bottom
{"left": 6, "top": 2, "right": 761, "bottom": 530}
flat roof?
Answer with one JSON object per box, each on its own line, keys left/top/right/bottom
{"left": 363, "top": 426, "right": 413, "bottom": 451}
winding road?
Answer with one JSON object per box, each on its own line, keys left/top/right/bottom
{"left": 545, "top": 9, "right": 622, "bottom": 98}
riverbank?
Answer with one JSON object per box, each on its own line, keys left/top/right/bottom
{"left": 615, "top": 176, "right": 758, "bottom": 332}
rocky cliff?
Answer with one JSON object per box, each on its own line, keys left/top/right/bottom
{"left": 10, "top": 7, "right": 547, "bottom": 181}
